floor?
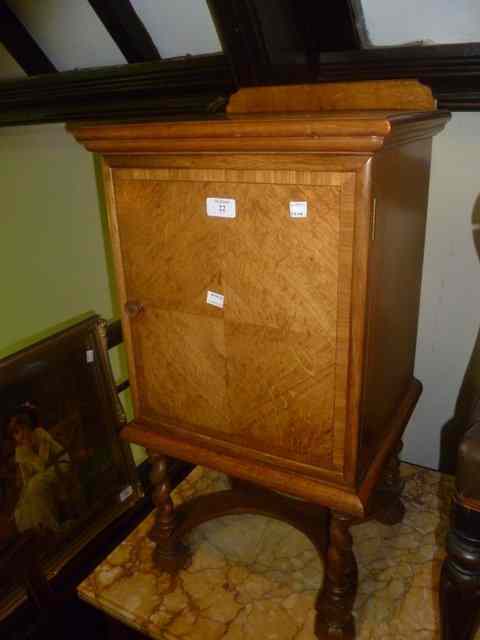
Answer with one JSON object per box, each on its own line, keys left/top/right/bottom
{"left": 78, "top": 464, "right": 463, "bottom": 640}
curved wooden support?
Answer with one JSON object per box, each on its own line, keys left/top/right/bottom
{"left": 316, "top": 511, "right": 358, "bottom": 640}
{"left": 173, "top": 485, "right": 328, "bottom": 557}
{"left": 148, "top": 468, "right": 328, "bottom": 575}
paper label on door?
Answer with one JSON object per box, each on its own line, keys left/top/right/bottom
{"left": 206, "top": 197, "right": 236, "bottom": 218}
{"left": 289, "top": 201, "right": 308, "bottom": 218}
{"left": 206, "top": 290, "right": 224, "bottom": 308}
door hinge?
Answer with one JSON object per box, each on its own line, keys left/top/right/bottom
{"left": 371, "top": 198, "right": 377, "bottom": 242}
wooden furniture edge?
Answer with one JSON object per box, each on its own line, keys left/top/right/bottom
{"left": 66, "top": 111, "right": 450, "bottom": 155}
{"left": 358, "top": 378, "right": 423, "bottom": 511}
{"left": 340, "top": 160, "right": 371, "bottom": 484}
{"left": 121, "top": 422, "right": 363, "bottom": 516}
{"left": 455, "top": 494, "right": 480, "bottom": 513}
{"left": 121, "top": 379, "right": 421, "bottom": 518}
{"left": 227, "top": 80, "right": 437, "bottom": 114}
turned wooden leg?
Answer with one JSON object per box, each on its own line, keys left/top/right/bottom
{"left": 440, "top": 502, "right": 480, "bottom": 640}
{"left": 315, "top": 511, "right": 358, "bottom": 639}
{"left": 148, "top": 451, "right": 190, "bottom": 573}
{"left": 374, "top": 440, "right": 406, "bottom": 525}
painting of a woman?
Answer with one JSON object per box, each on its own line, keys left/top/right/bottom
{"left": 8, "top": 403, "right": 71, "bottom": 534}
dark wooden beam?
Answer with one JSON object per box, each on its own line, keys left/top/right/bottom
{"left": 207, "top": 0, "right": 270, "bottom": 85}
{"left": 245, "top": 40, "right": 480, "bottom": 111}
{"left": 290, "top": 0, "right": 361, "bottom": 71}
{"left": 207, "top": 0, "right": 362, "bottom": 85}
{"left": 0, "top": 42, "right": 479, "bottom": 125}
{"left": 88, "top": 0, "right": 161, "bottom": 63}
{"left": 0, "top": 53, "right": 234, "bottom": 127}
{"left": 315, "top": 42, "right": 480, "bottom": 111}
{"left": 0, "top": 0, "right": 56, "bottom": 75}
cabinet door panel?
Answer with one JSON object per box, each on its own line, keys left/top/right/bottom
{"left": 134, "top": 306, "right": 228, "bottom": 431}
{"left": 223, "top": 182, "right": 340, "bottom": 335}
{"left": 114, "top": 179, "right": 224, "bottom": 318}
{"left": 225, "top": 321, "right": 334, "bottom": 465}
{"left": 113, "top": 168, "right": 352, "bottom": 470}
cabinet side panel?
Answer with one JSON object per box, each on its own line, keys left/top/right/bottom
{"left": 360, "top": 139, "right": 433, "bottom": 478}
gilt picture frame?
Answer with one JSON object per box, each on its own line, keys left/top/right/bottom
{"left": 0, "top": 315, "right": 142, "bottom": 618}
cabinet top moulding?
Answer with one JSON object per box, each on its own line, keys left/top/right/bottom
{"left": 67, "top": 109, "right": 449, "bottom": 155}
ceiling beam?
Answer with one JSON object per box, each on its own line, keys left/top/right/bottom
{"left": 0, "top": 43, "right": 478, "bottom": 127}
{"left": 207, "top": 0, "right": 362, "bottom": 85}
{"left": 291, "top": 0, "right": 361, "bottom": 71}
{"left": 88, "top": 0, "right": 161, "bottom": 63}
{"left": 315, "top": 42, "right": 480, "bottom": 111}
{"left": 0, "top": 0, "right": 56, "bottom": 76}
{"left": 0, "top": 54, "right": 234, "bottom": 127}
{"left": 207, "top": 0, "right": 270, "bottom": 85}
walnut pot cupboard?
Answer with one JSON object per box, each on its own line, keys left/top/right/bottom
{"left": 69, "top": 103, "right": 449, "bottom": 638}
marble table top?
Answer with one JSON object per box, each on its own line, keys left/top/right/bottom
{"left": 78, "top": 464, "right": 462, "bottom": 640}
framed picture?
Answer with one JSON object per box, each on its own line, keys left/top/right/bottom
{"left": 0, "top": 315, "right": 142, "bottom": 617}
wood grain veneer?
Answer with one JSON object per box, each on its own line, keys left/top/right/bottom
{"left": 227, "top": 80, "right": 436, "bottom": 114}
{"left": 359, "top": 139, "right": 434, "bottom": 479}
{"left": 113, "top": 172, "right": 353, "bottom": 472}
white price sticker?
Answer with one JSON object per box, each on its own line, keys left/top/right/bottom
{"left": 206, "top": 290, "right": 224, "bottom": 309}
{"left": 289, "top": 201, "right": 308, "bottom": 218}
{"left": 206, "top": 197, "right": 236, "bottom": 218}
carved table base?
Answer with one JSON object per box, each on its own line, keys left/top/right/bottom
{"left": 148, "top": 445, "right": 405, "bottom": 639}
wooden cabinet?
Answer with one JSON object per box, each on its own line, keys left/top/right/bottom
{"left": 69, "top": 93, "right": 449, "bottom": 638}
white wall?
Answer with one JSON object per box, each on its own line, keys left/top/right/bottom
{"left": 0, "top": 123, "right": 146, "bottom": 464}
{"left": 360, "top": 0, "right": 480, "bottom": 45}
{"left": 3, "top": 0, "right": 220, "bottom": 72}
{"left": 131, "top": 0, "right": 221, "bottom": 57}
{"left": 0, "top": 123, "right": 113, "bottom": 345}
{"left": 5, "top": 0, "right": 126, "bottom": 70}
{"left": 0, "top": 43, "right": 26, "bottom": 80}
{"left": 402, "top": 112, "right": 480, "bottom": 468}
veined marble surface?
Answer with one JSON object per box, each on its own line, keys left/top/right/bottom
{"left": 78, "top": 464, "right": 459, "bottom": 640}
